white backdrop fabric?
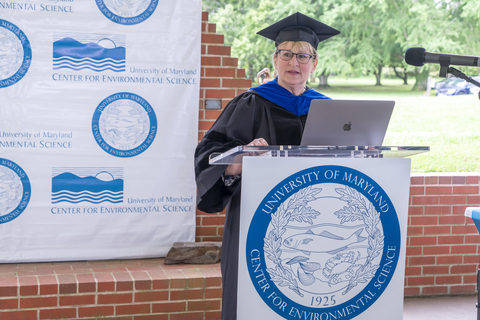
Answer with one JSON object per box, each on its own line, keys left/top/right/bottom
{"left": 0, "top": 0, "right": 201, "bottom": 262}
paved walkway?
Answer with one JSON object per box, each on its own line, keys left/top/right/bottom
{"left": 404, "top": 295, "right": 477, "bottom": 320}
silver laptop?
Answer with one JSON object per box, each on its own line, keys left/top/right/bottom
{"left": 301, "top": 99, "right": 395, "bottom": 146}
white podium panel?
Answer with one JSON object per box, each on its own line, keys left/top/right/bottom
{"left": 238, "top": 157, "right": 410, "bottom": 320}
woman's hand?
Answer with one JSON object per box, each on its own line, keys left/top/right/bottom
{"left": 225, "top": 138, "right": 269, "bottom": 175}
{"left": 246, "top": 138, "right": 269, "bottom": 147}
{"left": 256, "top": 68, "right": 272, "bottom": 84}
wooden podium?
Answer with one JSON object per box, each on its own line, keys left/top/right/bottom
{"left": 210, "top": 146, "right": 428, "bottom": 320}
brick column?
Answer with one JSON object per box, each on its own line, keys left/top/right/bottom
{"left": 405, "top": 174, "right": 480, "bottom": 296}
{"left": 196, "top": 12, "right": 252, "bottom": 242}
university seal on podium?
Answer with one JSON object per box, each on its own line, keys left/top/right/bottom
{"left": 0, "top": 158, "right": 31, "bottom": 224}
{"left": 92, "top": 92, "right": 157, "bottom": 158}
{"left": 0, "top": 20, "right": 32, "bottom": 88}
{"left": 246, "top": 165, "right": 401, "bottom": 320}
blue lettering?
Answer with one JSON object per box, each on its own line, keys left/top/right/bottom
{"left": 162, "top": 205, "right": 192, "bottom": 212}
{"left": 40, "top": 4, "right": 73, "bottom": 12}
{"left": 165, "top": 77, "right": 196, "bottom": 85}
{"left": 0, "top": 2, "right": 36, "bottom": 10}
{"left": 39, "top": 141, "right": 72, "bottom": 148}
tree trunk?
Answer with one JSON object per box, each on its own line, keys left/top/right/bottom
{"left": 248, "top": 62, "right": 254, "bottom": 80}
{"left": 413, "top": 68, "right": 429, "bottom": 91}
{"left": 373, "top": 65, "right": 383, "bottom": 86}
{"left": 393, "top": 67, "right": 408, "bottom": 85}
{"left": 318, "top": 71, "right": 329, "bottom": 88}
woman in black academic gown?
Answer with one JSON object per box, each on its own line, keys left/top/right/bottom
{"left": 194, "top": 12, "right": 340, "bottom": 320}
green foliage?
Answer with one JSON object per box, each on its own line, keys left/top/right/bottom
{"left": 202, "top": 0, "right": 480, "bottom": 89}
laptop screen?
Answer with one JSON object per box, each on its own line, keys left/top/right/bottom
{"left": 301, "top": 99, "right": 395, "bottom": 146}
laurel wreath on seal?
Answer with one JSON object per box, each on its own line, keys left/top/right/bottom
{"left": 264, "top": 186, "right": 323, "bottom": 297}
{"left": 334, "top": 186, "right": 384, "bottom": 295}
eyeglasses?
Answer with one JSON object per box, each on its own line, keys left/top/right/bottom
{"left": 276, "top": 49, "right": 314, "bottom": 64}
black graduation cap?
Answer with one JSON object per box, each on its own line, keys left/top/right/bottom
{"left": 257, "top": 12, "right": 340, "bottom": 49}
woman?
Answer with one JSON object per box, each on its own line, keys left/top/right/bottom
{"left": 194, "top": 12, "right": 340, "bottom": 320}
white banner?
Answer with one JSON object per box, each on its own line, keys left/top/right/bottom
{"left": 0, "top": 0, "right": 201, "bottom": 262}
{"left": 239, "top": 157, "right": 411, "bottom": 320}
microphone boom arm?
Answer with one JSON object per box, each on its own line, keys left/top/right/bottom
{"left": 446, "top": 66, "right": 480, "bottom": 100}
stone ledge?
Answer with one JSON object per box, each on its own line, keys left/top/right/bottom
{"left": 165, "top": 242, "right": 222, "bottom": 265}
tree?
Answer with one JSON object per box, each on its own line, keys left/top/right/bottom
{"left": 203, "top": 0, "right": 277, "bottom": 79}
{"left": 317, "top": 0, "right": 392, "bottom": 86}
{"left": 202, "top": 0, "right": 352, "bottom": 83}
{"left": 202, "top": 0, "right": 480, "bottom": 89}
{"left": 460, "top": 0, "right": 480, "bottom": 56}
{"left": 398, "top": 0, "right": 468, "bottom": 90}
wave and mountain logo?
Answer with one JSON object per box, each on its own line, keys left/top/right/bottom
{"left": 0, "top": 19, "right": 32, "bottom": 88}
{"left": 53, "top": 33, "right": 126, "bottom": 72}
{"left": 52, "top": 168, "right": 124, "bottom": 204}
{"left": 96, "top": 0, "right": 159, "bottom": 25}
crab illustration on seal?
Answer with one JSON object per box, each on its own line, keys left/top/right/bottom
{"left": 285, "top": 251, "right": 366, "bottom": 288}
{"left": 322, "top": 251, "right": 364, "bottom": 286}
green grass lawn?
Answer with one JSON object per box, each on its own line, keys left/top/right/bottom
{"left": 310, "top": 76, "right": 480, "bottom": 173}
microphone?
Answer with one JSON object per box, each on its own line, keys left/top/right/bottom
{"left": 405, "top": 47, "right": 480, "bottom": 67}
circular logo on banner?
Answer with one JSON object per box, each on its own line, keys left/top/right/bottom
{"left": 92, "top": 92, "right": 157, "bottom": 157}
{"left": 0, "top": 159, "right": 31, "bottom": 224}
{"left": 0, "top": 19, "right": 32, "bottom": 88}
{"left": 246, "top": 165, "right": 400, "bottom": 320}
{"left": 95, "top": 0, "right": 158, "bottom": 25}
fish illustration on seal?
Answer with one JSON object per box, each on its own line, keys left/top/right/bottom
{"left": 283, "top": 228, "right": 367, "bottom": 255}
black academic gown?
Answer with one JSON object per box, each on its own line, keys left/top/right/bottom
{"left": 194, "top": 89, "right": 308, "bottom": 320}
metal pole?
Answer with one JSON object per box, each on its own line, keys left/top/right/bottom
{"left": 477, "top": 268, "right": 480, "bottom": 320}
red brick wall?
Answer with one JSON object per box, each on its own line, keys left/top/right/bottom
{"left": 405, "top": 174, "right": 480, "bottom": 296}
{"left": 198, "top": 12, "right": 252, "bottom": 143}
{"left": 196, "top": 12, "right": 251, "bottom": 243}
{"left": 196, "top": 12, "right": 480, "bottom": 297}
{"left": 0, "top": 259, "right": 222, "bottom": 320}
